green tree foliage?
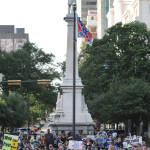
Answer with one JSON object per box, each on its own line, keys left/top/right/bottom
{"left": 0, "top": 42, "right": 59, "bottom": 106}
{"left": 0, "top": 97, "right": 7, "bottom": 127}
{"left": 29, "top": 94, "right": 49, "bottom": 122}
{"left": 0, "top": 92, "right": 28, "bottom": 128}
{"left": 79, "top": 21, "right": 150, "bottom": 125}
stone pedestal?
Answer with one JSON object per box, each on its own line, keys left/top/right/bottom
{"left": 49, "top": 6, "right": 94, "bottom": 135}
{"left": 49, "top": 123, "right": 94, "bottom": 135}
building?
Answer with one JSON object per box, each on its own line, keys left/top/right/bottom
{"left": 87, "top": 10, "right": 97, "bottom": 38}
{"left": 0, "top": 25, "right": 29, "bottom": 87}
{"left": 97, "top": 0, "right": 110, "bottom": 38}
{"left": 79, "top": 0, "right": 97, "bottom": 24}
{"left": 97, "top": 0, "right": 150, "bottom": 38}
{"left": 0, "top": 25, "right": 29, "bottom": 52}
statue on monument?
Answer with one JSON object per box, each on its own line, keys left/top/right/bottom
{"left": 49, "top": 0, "right": 94, "bottom": 134}
{"left": 68, "top": 0, "right": 76, "bottom": 15}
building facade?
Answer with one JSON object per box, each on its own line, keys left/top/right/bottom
{"left": 87, "top": 10, "right": 97, "bottom": 38}
{"left": 97, "top": 0, "right": 150, "bottom": 38}
{"left": 79, "top": 0, "right": 97, "bottom": 24}
{"left": 97, "top": 0, "right": 109, "bottom": 38}
{"left": 0, "top": 25, "right": 29, "bottom": 52}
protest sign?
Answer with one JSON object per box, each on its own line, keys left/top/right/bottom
{"left": 69, "top": 140, "right": 83, "bottom": 149}
{"left": 2, "top": 134, "right": 13, "bottom": 150}
{"left": 11, "top": 136, "right": 18, "bottom": 150}
{"left": 2, "top": 134, "right": 18, "bottom": 150}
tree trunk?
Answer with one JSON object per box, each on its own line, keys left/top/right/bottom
{"left": 128, "top": 119, "right": 132, "bottom": 135}
{"left": 124, "top": 121, "right": 128, "bottom": 136}
{"left": 116, "top": 123, "right": 118, "bottom": 132}
{"left": 139, "top": 121, "right": 143, "bottom": 136}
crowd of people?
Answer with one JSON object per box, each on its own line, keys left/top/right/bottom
{"left": 0, "top": 127, "right": 148, "bottom": 150}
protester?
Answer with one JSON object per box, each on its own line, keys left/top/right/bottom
{"left": 76, "top": 130, "right": 83, "bottom": 141}
{"left": 108, "top": 141, "right": 115, "bottom": 150}
{"left": 49, "top": 144, "right": 54, "bottom": 150}
{"left": 98, "top": 126, "right": 108, "bottom": 139}
{"left": 58, "top": 144, "right": 64, "bottom": 150}
{"left": 64, "top": 140, "right": 69, "bottom": 150}
{"left": 45, "top": 129, "right": 54, "bottom": 150}
{"left": 86, "top": 139, "right": 94, "bottom": 150}
{"left": 133, "top": 143, "right": 140, "bottom": 150}
{"left": 0, "top": 138, "right": 3, "bottom": 148}
{"left": 141, "top": 141, "right": 148, "bottom": 150}
{"left": 87, "top": 131, "right": 95, "bottom": 141}
{"left": 53, "top": 131, "right": 60, "bottom": 149}
{"left": 105, "top": 135, "right": 113, "bottom": 148}
{"left": 95, "top": 132, "right": 105, "bottom": 149}
{"left": 31, "top": 134, "right": 39, "bottom": 149}
{"left": 116, "top": 137, "right": 123, "bottom": 149}
{"left": 39, "top": 134, "right": 45, "bottom": 149}
{"left": 60, "top": 131, "right": 67, "bottom": 145}
{"left": 67, "top": 132, "right": 72, "bottom": 141}
{"left": 34, "top": 144, "right": 40, "bottom": 150}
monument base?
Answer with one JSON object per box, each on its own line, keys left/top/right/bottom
{"left": 49, "top": 122, "right": 95, "bottom": 135}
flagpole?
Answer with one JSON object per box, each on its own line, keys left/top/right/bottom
{"left": 73, "top": 2, "right": 76, "bottom": 140}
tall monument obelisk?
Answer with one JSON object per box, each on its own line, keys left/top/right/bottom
{"left": 49, "top": 0, "right": 94, "bottom": 134}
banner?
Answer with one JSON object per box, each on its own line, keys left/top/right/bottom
{"left": 2, "top": 134, "right": 18, "bottom": 150}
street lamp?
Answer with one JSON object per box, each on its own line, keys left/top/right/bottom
{"left": 72, "top": 1, "right": 77, "bottom": 140}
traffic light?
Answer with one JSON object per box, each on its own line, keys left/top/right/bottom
{"left": 0, "top": 79, "right": 51, "bottom": 85}
{"left": 37, "top": 117, "right": 41, "bottom": 121}
{"left": 37, "top": 80, "right": 51, "bottom": 85}
{"left": 7, "top": 80, "right": 21, "bottom": 85}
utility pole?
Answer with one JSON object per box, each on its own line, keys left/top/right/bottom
{"left": 73, "top": 1, "right": 76, "bottom": 140}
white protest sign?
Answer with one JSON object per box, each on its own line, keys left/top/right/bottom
{"left": 69, "top": 140, "right": 83, "bottom": 150}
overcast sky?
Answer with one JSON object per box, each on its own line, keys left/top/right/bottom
{"left": 0, "top": 0, "right": 68, "bottom": 62}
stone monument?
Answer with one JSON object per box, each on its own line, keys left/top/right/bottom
{"left": 49, "top": 0, "right": 94, "bottom": 135}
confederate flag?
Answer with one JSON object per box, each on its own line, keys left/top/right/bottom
{"left": 77, "top": 17, "right": 93, "bottom": 45}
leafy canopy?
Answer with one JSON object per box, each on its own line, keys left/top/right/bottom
{"left": 79, "top": 21, "right": 150, "bottom": 124}
{"left": 0, "top": 42, "right": 59, "bottom": 105}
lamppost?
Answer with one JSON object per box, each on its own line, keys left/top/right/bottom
{"left": 72, "top": 1, "right": 76, "bottom": 140}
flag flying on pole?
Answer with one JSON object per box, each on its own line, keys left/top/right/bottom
{"left": 77, "top": 17, "right": 93, "bottom": 45}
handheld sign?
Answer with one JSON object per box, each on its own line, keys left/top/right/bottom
{"left": 2, "top": 134, "right": 13, "bottom": 150}
{"left": 2, "top": 134, "right": 18, "bottom": 150}
{"left": 11, "top": 136, "right": 18, "bottom": 150}
{"left": 69, "top": 140, "right": 83, "bottom": 150}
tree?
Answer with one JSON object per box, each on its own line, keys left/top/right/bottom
{"left": 29, "top": 94, "right": 50, "bottom": 123}
{"left": 0, "top": 92, "right": 28, "bottom": 129}
{"left": 79, "top": 21, "right": 150, "bottom": 128}
{"left": 0, "top": 42, "right": 59, "bottom": 106}
{"left": 0, "top": 97, "right": 7, "bottom": 128}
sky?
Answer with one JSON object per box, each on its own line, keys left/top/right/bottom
{"left": 0, "top": 0, "right": 68, "bottom": 63}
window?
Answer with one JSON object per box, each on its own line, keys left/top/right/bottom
{"left": 91, "top": 27, "right": 96, "bottom": 32}
{"left": 105, "top": 0, "right": 109, "bottom": 14}
{"left": 91, "top": 16, "right": 94, "bottom": 20}
{"left": 86, "top": 2, "right": 96, "bottom": 5}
